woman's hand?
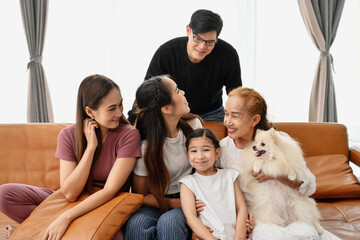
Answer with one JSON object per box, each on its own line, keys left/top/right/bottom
{"left": 195, "top": 200, "right": 205, "bottom": 216}
{"left": 252, "top": 171, "right": 302, "bottom": 190}
{"left": 246, "top": 212, "right": 254, "bottom": 234}
{"left": 252, "top": 171, "right": 273, "bottom": 183}
{"left": 83, "top": 118, "right": 98, "bottom": 150}
{"left": 42, "top": 213, "right": 72, "bottom": 240}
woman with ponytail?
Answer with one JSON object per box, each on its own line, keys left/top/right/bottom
{"left": 124, "top": 75, "right": 203, "bottom": 240}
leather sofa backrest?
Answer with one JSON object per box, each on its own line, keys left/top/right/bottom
{"left": 0, "top": 123, "right": 71, "bottom": 190}
{"left": 203, "top": 121, "right": 227, "bottom": 141}
{"left": 203, "top": 121, "right": 349, "bottom": 158}
{"left": 0, "top": 122, "right": 350, "bottom": 190}
{"left": 273, "top": 122, "right": 349, "bottom": 158}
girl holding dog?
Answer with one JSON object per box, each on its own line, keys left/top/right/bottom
{"left": 211, "top": 86, "right": 340, "bottom": 239}
{"left": 0, "top": 74, "right": 141, "bottom": 239}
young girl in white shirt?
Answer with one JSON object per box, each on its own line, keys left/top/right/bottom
{"left": 180, "top": 128, "right": 248, "bottom": 240}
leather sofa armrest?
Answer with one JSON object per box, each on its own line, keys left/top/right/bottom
{"left": 350, "top": 146, "right": 360, "bottom": 167}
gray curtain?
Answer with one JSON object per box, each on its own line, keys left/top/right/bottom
{"left": 298, "top": 0, "right": 344, "bottom": 122}
{"left": 20, "top": 0, "right": 53, "bottom": 123}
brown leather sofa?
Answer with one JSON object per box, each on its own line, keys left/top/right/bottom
{"left": 1, "top": 122, "right": 360, "bottom": 239}
{"left": 204, "top": 121, "right": 360, "bottom": 240}
{"left": 0, "top": 123, "right": 70, "bottom": 240}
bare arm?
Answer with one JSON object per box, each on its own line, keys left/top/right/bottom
{"left": 252, "top": 171, "right": 302, "bottom": 189}
{"left": 132, "top": 174, "right": 182, "bottom": 209}
{"left": 180, "top": 184, "right": 217, "bottom": 240}
{"left": 42, "top": 156, "right": 136, "bottom": 240}
{"left": 233, "top": 179, "right": 248, "bottom": 240}
{"left": 276, "top": 176, "right": 302, "bottom": 189}
{"left": 60, "top": 118, "right": 98, "bottom": 202}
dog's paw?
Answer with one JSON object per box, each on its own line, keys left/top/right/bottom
{"left": 288, "top": 172, "right": 297, "bottom": 181}
{"left": 253, "top": 165, "right": 261, "bottom": 173}
{"left": 314, "top": 222, "right": 324, "bottom": 235}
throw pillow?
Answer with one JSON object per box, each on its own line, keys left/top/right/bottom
{"left": 9, "top": 189, "right": 143, "bottom": 240}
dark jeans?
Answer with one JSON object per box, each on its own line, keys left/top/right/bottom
{"left": 198, "top": 105, "right": 225, "bottom": 122}
{"left": 123, "top": 206, "right": 190, "bottom": 240}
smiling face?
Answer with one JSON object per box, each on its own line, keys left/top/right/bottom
{"left": 224, "top": 95, "right": 260, "bottom": 146}
{"left": 187, "top": 136, "right": 220, "bottom": 176}
{"left": 89, "top": 87, "right": 123, "bottom": 132}
{"left": 186, "top": 26, "right": 217, "bottom": 63}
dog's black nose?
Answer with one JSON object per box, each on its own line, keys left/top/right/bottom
{"left": 252, "top": 146, "right": 257, "bottom": 151}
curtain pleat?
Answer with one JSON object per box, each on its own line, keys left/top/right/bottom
{"left": 20, "top": 0, "right": 53, "bottom": 123}
{"left": 298, "top": 0, "right": 344, "bottom": 122}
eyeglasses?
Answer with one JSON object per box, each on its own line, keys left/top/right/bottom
{"left": 191, "top": 31, "right": 217, "bottom": 47}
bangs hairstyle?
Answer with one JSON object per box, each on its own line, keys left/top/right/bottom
{"left": 185, "top": 128, "right": 220, "bottom": 151}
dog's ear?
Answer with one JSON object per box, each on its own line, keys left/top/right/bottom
{"left": 256, "top": 128, "right": 262, "bottom": 136}
{"left": 269, "top": 128, "right": 277, "bottom": 143}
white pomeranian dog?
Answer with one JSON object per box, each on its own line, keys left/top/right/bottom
{"left": 240, "top": 128, "right": 324, "bottom": 235}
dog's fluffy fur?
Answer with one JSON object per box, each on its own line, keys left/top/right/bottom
{"left": 240, "top": 128, "right": 323, "bottom": 235}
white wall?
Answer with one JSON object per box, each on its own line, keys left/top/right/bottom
{"left": 0, "top": 2, "right": 28, "bottom": 122}
{"left": 1, "top": 0, "right": 359, "bottom": 149}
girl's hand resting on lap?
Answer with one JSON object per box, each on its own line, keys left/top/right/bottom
{"left": 193, "top": 200, "right": 256, "bottom": 238}
{"left": 191, "top": 226, "right": 214, "bottom": 240}
{"left": 194, "top": 201, "right": 255, "bottom": 238}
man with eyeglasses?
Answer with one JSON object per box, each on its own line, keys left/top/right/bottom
{"left": 128, "top": 9, "right": 241, "bottom": 124}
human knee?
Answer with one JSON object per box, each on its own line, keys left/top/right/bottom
{"left": 124, "top": 207, "right": 160, "bottom": 240}
{"left": 0, "top": 184, "right": 16, "bottom": 209}
{"left": 157, "top": 208, "right": 186, "bottom": 230}
{"left": 157, "top": 210, "right": 189, "bottom": 239}
{"left": 125, "top": 207, "right": 160, "bottom": 229}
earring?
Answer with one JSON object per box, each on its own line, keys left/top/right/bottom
{"left": 91, "top": 117, "right": 94, "bottom": 120}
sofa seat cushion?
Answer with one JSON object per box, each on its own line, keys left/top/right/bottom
{"left": 318, "top": 199, "right": 360, "bottom": 240}
{"left": 305, "top": 154, "right": 360, "bottom": 199}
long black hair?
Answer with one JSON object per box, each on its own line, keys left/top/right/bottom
{"left": 134, "top": 75, "right": 198, "bottom": 210}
